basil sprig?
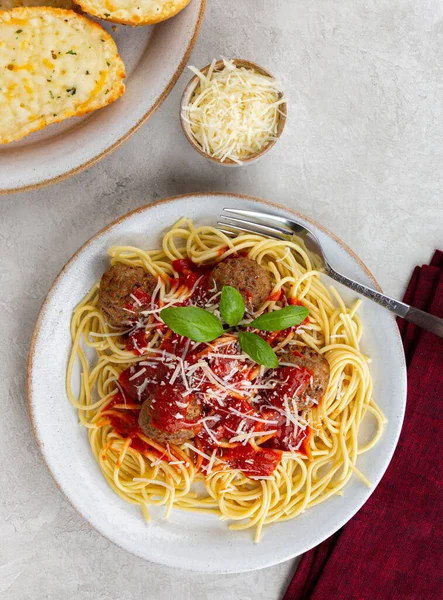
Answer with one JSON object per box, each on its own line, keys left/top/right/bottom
{"left": 250, "top": 305, "right": 308, "bottom": 331}
{"left": 160, "top": 306, "right": 223, "bottom": 342}
{"left": 159, "top": 287, "right": 309, "bottom": 368}
{"left": 237, "top": 331, "right": 278, "bottom": 368}
{"left": 219, "top": 285, "right": 245, "bottom": 326}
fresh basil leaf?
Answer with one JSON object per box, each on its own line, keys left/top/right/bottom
{"left": 160, "top": 307, "right": 223, "bottom": 342}
{"left": 238, "top": 331, "right": 279, "bottom": 368}
{"left": 250, "top": 305, "right": 309, "bottom": 332}
{"left": 219, "top": 286, "right": 245, "bottom": 326}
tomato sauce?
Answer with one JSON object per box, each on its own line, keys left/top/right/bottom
{"left": 118, "top": 362, "right": 163, "bottom": 401}
{"left": 105, "top": 259, "right": 315, "bottom": 479}
{"left": 103, "top": 393, "right": 151, "bottom": 455}
{"left": 149, "top": 383, "right": 202, "bottom": 434}
{"left": 122, "top": 287, "right": 156, "bottom": 354}
{"left": 124, "top": 329, "right": 149, "bottom": 355}
{"left": 123, "top": 287, "right": 152, "bottom": 316}
{"left": 223, "top": 445, "right": 281, "bottom": 477}
{"left": 171, "top": 259, "right": 212, "bottom": 305}
{"left": 268, "top": 289, "right": 282, "bottom": 302}
{"left": 172, "top": 259, "right": 201, "bottom": 289}
{"left": 260, "top": 365, "right": 312, "bottom": 409}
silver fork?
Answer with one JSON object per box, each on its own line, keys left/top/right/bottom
{"left": 218, "top": 208, "right": 443, "bottom": 338}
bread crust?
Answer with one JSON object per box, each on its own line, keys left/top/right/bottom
{"left": 0, "top": 0, "right": 75, "bottom": 9}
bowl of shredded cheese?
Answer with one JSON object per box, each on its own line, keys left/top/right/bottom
{"left": 180, "top": 58, "right": 287, "bottom": 166}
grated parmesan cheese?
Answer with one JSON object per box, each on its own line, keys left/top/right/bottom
{"left": 183, "top": 58, "right": 286, "bottom": 164}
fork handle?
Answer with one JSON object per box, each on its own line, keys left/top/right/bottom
{"left": 327, "top": 268, "right": 443, "bottom": 338}
{"left": 402, "top": 306, "right": 443, "bottom": 337}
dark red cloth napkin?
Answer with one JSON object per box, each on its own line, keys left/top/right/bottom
{"left": 283, "top": 251, "right": 443, "bottom": 600}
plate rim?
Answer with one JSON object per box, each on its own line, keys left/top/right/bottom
{"left": 1, "top": 0, "right": 206, "bottom": 196}
{"left": 27, "top": 192, "right": 407, "bottom": 571}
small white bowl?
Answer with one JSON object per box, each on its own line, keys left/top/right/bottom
{"left": 180, "top": 59, "right": 287, "bottom": 166}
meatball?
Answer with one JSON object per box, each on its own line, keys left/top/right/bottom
{"left": 210, "top": 257, "right": 272, "bottom": 312}
{"left": 281, "top": 346, "right": 330, "bottom": 407}
{"left": 138, "top": 392, "right": 201, "bottom": 446}
{"left": 98, "top": 263, "right": 157, "bottom": 327}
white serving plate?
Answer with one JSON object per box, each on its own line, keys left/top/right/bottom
{"left": 27, "top": 193, "right": 407, "bottom": 573}
{"left": 0, "top": 0, "right": 205, "bottom": 194}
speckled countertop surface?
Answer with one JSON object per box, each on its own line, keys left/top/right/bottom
{"left": 1, "top": 1, "right": 442, "bottom": 598}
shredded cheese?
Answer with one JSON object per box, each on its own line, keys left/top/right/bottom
{"left": 228, "top": 430, "right": 277, "bottom": 444}
{"left": 183, "top": 58, "right": 286, "bottom": 164}
{"left": 128, "top": 367, "right": 146, "bottom": 381}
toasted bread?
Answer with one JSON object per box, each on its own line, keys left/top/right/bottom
{"left": 0, "top": 7, "right": 125, "bottom": 144}
{"left": 0, "top": 0, "right": 74, "bottom": 9}
{"left": 73, "top": 0, "right": 191, "bottom": 26}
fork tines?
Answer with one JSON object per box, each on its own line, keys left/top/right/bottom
{"left": 218, "top": 208, "right": 292, "bottom": 240}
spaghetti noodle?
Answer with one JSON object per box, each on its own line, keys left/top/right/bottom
{"left": 67, "top": 218, "right": 385, "bottom": 541}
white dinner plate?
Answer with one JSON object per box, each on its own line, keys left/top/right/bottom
{"left": 27, "top": 193, "right": 407, "bottom": 573}
{"left": 0, "top": 1, "right": 205, "bottom": 194}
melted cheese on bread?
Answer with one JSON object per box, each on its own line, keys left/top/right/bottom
{"left": 73, "top": 0, "right": 191, "bottom": 26}
{"left": 0, "top": 7, "right": 125, "bottom": 144}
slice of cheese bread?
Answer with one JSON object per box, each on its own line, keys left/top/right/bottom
{"left": 0, "top": 7, "right": 125, "bottom": 144}
{"left": 0, "top": 0, "right": 74, "bottom": 10}
{"left": 73, "top": 0, "right": 191, "bottom": 26}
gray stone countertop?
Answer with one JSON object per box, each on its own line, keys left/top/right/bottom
{"left": 1, "top": 0, "right": 442, "bottom": 598}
